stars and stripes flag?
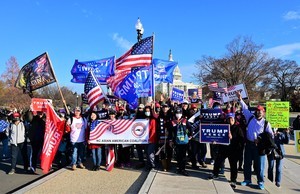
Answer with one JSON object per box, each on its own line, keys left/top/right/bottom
{"left": 107, "top": 36, "right": 153, "bottom": 92}
{"left": 84, "top": 71, "right": 105, "bottom": 109}
{"left": 106, "top": 145, "right": 115, "bottom": 172}
{"left": 41, "top": 104, "right": 65, "bottom": 174}
{"left": 208, "top": 82, "right": 228, "bottom": 93}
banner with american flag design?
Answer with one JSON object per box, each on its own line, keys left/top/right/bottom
{"left": 15, "top": 52, "right": 56, "bottom": 93}
{"left": 84, "top": 71, "right": 105, "bottom": 109}
{"left": 41, "top": 104, "right": 65, "bottom": 174}
{"left": 208, "top": 81, "right": 228, "bottom": 93}
{"left": 89, "top": 119, "right": 149, "bottom": 144}
{"left": 107, "top": 36, "right": 153, "bottom": 93}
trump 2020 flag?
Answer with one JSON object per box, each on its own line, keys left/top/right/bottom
{"left": 71, "top": 56, "right": 115, "bottom": 84}
{"left": 114, "top": 66, "right": 152, "bottom": 109}
{"left": 107, "top": 36, "right": 153, "bottom": 93}
{"left": 41, "top": 104, "right": 65, "bottom": 174}
{"left": 15, "top": 52, "right": 56, "bottom": 93}
{"left": 171, "top": 87, "right": 184, "bottom": 103}
{"left": 84, "top": 71, "right": 105, "bottom": 109}
{"left": 153, "top": 58, "right": 177, "bottom": 84}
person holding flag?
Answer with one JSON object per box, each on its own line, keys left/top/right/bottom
{"left": 87, "top": 111, "right": 102, "bottom": 171}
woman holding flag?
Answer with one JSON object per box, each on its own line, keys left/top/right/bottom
{"left": 87, "top": 111, "right": 102, "bottom": 171}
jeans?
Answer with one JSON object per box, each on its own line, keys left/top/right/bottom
{"left": 11, "top": 143, "right": 29, "bottom": 170}
{"left": 71, "top": 142, "right": 85, "bottom": 165}
{"left": 176, "top": 144, "right": 188, "bottom": 171}
{"left": 190, "top": 141, "right": 207, "bottom": 166}
{"left": 267, "top": 154, "right": 283, "bottom": 184}
{"left": 30, "top": 140, "right": 43, "bottom": 170}
{"left": 91, "top": 147, "right": 102, "bottom": 166}
{"left": 244, "top": 142, "right": 265, "bottom": 183}
{"left": 1, "top": 137, "right": 9, "bottom": 158}
{"left": 146, "top": 143, "right": 156, "bottom": 168}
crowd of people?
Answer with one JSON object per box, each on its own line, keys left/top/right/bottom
{"left": 0, "top": 91, "right": 294, "bottom": 190}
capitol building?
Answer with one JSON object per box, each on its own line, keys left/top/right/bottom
{"left": 155, "top": 51, "right": 201, "bottom": 99}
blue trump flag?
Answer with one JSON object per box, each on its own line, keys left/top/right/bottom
{"left": 171, "top": 87, "right": 184, "bottom": 102}
{"left": 114, "top": 66, "right": 153, "bottom": 109}
{"left": 71, "top": 56, "right": 115, "bottom": 84}
{"left": 152, "top": 59, "right": 177, "bottom": 84}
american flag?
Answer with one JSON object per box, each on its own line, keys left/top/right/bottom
{"left": 208, "top": 82, "right": 228, "bottom": 93}
{"left": 34, "top": 54, "right": 47, "bottom": 73}
{"left": 107, "top": 36, "right": 153, "bottom": 92}
{"left": 106, "top": 145, "right": 115, "bottom": 171}
{"left": 84, "top": 71, "right": 105, "bottom": 109}
{"left": 89, "top": 119, "right": 134, "bottom": 141}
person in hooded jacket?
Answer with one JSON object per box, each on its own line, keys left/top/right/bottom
{"left": 8, "top": 112, "right": 29, "bottom": 175}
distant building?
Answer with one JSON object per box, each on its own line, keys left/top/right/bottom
{"left": 155, "top": 50, "right": 201, "bottom": 99}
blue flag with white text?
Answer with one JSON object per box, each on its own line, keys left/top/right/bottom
{"left": 114, "top": 66, "right": 153, "bottom": 109}
{"left": 71, "top": 56, "right": 115, "bottom": 84}
{"left": 152, "top": 59, "right": 177, "bottom": 84}
{"left": 171, "top": 87, "right": 184, "bottom": 102}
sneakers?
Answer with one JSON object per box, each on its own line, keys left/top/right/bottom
{"left": 72, "top": 164, "right": 77, "bottom": 171}
{"left": 230, "top": 182, "right": 237, "bottom": 189}
{"left": 240, "top": 180, "right": 251, "bottom": 186}
{"left": 208, "top": 174, "right": 219, "bottom": 180}
{"left": 200, "top": 162, "right": 207, "bottom": 168}
{"left": 78, "top": 163, "right": 85, "bottom": 169}
{"left": 210, "top": 160, "right": 215, "bottom": 165}
{"left": 2, "top": 156, "right": 10, "bottom": 161}
{"left": 258, "top": 182, "right": 264, "bottom": 190}
{"left": 8, "top": 169, "right": 15, "bottom": 175}
{"left": 275, "top": 182, "right": 281, "bottom": 188}
{"left": 181, "top": 170, "right": 189, "bottom": 176}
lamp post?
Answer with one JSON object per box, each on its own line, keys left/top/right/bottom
{"left": 135, "top": 17, "right": 144, "bottom": 42}
{"left": 76, "top": 95, "right": 79, "bottom": 107}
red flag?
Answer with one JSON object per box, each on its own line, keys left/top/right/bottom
{"left": 106, "top": 145, "right": 115, "bottom": 172}
{"left": 41, "top": 104, "right": 65, "bottom": 174}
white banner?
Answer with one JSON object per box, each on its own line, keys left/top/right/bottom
{"left": 222, "top": 83, "right": 248, "bottom": 103}
{"left": 89, "top": 119, "right": 149, "bottom": 144}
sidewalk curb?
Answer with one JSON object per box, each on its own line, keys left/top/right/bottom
{"left": 138, "top": 169, "right": 158, "bottom": 194}
{"left": 12, "top": 168, "right": 67, "bottom": 194}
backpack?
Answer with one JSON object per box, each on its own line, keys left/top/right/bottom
{"left": 175, "top": 123, "right": 189, "bottom": 145}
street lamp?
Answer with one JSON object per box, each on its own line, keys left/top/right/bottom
{"left": 135, "top": 17, "right": 144, "bottom": 42}
{"left": 76, "top": 95, "right": 79, "bottom": 107}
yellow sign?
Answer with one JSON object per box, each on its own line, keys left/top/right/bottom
{"left": 295, "top": 130, "right": 300, "bottom": 153}
{"left": 266, "top": 102, "right": 289, "bottom": 128}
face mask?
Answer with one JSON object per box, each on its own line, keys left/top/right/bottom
{"left": 176, "top": 114, "right": 182, "bottom": 119}
{"left": 145, "top": 112, "right": 150, "bottom": 117}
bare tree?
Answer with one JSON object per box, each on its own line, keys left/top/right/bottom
{"left": 194, "top": 36, "right": 273, "bottom": 100}
{"left": 262, "top": 59, "right": 300, "bottom": 101}
{"left": 0, "top": 57, "right": 31, "bottom": 109}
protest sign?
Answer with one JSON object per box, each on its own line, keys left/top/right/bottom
{"left": 222, "top": 83, "right": 248, "bottom": 103}
{"left": 200, "top": 124, "right": 230, "bottom": 145}
{"left": 31, "top": 98, "right": 52, "bottom": 112}
{"left": 89, "top": 119, "right": 149, "bottom": 144}
{"left": 266, "top": 101, "right": 289, "bottom": 128}
{"left": 200, "top": 109, "right": 223, "bottom": 123}
{"left": 295, "top": 130, "right": 300, "bottom": 153}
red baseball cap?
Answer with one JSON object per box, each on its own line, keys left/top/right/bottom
{"left": 256, "top": 105, "right": 265, "bottom": 111}
{"left": 13, "top": 112, "right": 20, "bottom": 118}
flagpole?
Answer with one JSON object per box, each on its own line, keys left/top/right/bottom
{"left": 46, "top": 52, "right": 70, "bottom": 115}
{"left": 151, "top": 33, "right": 155, "bottom": 102}
{"left": 91, "top": 70, "right": 112, "bottom": 107}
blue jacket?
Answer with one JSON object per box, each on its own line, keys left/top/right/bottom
{"left": 274, "top": 131, "right": 290, "bottom": 156}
